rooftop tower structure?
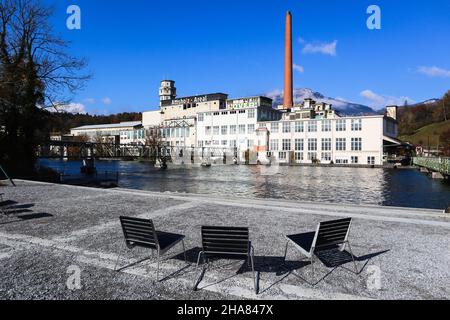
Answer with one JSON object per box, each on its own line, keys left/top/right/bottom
{"left": 159, "top": 80, "right": 177, "bottom": 106}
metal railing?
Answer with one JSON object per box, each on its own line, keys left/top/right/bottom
{"left": 413, "top": 157, "right": 450, "bottom": 175}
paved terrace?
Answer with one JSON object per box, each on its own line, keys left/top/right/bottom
{"left": 0, "top": 180, "right": 449, "bottom": 300}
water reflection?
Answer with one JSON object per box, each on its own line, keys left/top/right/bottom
{"left": 39, "top": 159, "right": 450, "bottom": 210}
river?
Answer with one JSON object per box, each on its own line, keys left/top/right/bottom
{"left": 39, "top": 159, "right": 450, "bottom": 210}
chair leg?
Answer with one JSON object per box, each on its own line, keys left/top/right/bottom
{"left": 196, "top": 251, "right": 204, "bottom": 267}
{"left": 250, "top": 246, "right": 258, "bottom": 294}
{"left": 193, "top": 255, "right": 208, "bottom": 291}
{"left": 283, "top": 241, "right": 289, "bottom": 262}
{"left": 114, "top": 246, "right": 128, "bottom": 272}
{"left": 310, "top": 255, "right": 315, "bottom": 277}
{"left": 347, "top": 241, "right": 359, "bottom": 274}
{"left": 156, "top": 249, "right": 161, "bottom": 281}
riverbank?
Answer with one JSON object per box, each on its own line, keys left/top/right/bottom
{"left": 1, "top": 180, "right": 449, "bottom": 300}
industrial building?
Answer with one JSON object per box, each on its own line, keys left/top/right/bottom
{"left": 69, "top": 11, "right": 401, "bottom": 166}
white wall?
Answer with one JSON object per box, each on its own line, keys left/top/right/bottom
{"left": 261, "top": 116, "right": 385, "bottom": 165}
{"left": 142, "top": 110, "right": 161, "bottom": 127}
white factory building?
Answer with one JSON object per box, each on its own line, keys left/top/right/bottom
{"left": 69, "top": 80, "right": 401, "bottom": 166}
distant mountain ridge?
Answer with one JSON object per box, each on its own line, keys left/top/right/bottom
{"left": 265, "top": 88, "right": 376, "bottom": 116}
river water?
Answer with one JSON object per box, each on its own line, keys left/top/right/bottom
{"left": 39, "top": 159, "right": 450, "bottom": 210}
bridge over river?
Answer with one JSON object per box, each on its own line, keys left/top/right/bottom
{"left": 413, "top": 157, "right": 450, "bottom": 178}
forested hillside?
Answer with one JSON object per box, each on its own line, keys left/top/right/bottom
{"left": 398, "top": 90, "right": 450, "bottom": 155}
{"left": 45, "top": 111, "right": 143, "bottom": 134}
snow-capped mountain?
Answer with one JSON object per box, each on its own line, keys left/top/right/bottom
{"left": 411, "top": 99, "right": 440, "bottom": 106}
{"left": 265, "top": 88, "right": 376, "bottom": 116}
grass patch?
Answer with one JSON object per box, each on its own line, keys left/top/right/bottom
{"left": 400, "top": 120, "right": 450, "bottom": 146}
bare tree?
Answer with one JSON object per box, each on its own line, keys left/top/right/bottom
{"left": 0, "top": 0, "right": 89, "bottom": 175}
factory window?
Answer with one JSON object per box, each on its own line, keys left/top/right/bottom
{"left": 230, "top": 140, "right": 237, "bottom": 148}
{"left": 222, "top": 111, "right": 228, "bottom": 115}
{"left": 205, "top": 126, "right": 212, "bottom": 135}
{"left": 351, "top": 138, "right": 362, "bottom": 151}
{"left": 230, "top": 125, "right": 237, "bottom": 135}
{"left": 295, "top": 152, "right": 303, "bottom": 161}
{"left": 308, "top": 121, "right": 317, "bottom": 132}
{"left": 282, "top": 139, "right": 291, "bottom": 151}
{"left": 321, "top": 152, "right": 332, "bottom": 161}
{"left": 239, "top": 110, "right": 246, "bottom": 114}
{"left": 204, "top": 141, "right": 211, "bottom": 146}
{"left": 279, "top": 152, "right": 287, "bottom": 160}
{"left": 222, "top": 140, "right": 228, "bottom": 146}
{"left": 295, "top": 121, "right": 304, "bottom": 133}
{"left": 213, "top": 140, "right": 220, "bottom": 146}
{"left": 336, "top": 138, "right": 346, "bottom": 151}
{"left": 248, "top": 109, "right": 255, "bottom": 118}
{"left": 198, "top": 114, "right": 204, "bottom": 122}
{"left": 351, "top": 119, "right": 362, "bottom": 131}
{"left": 248, "top": 124, "right": 255, "bottom": 133}
{"left": 214, "top": 112, "right": 220, "bottom": 116}
{"left": 270, "top": 139, "right": 279, "bottom": 151}
{"left": 198, "top": 141, "right": 204, "bottom": 147}
{"left": 368, "top": 157, "right": 376, "bottom": 165}
{"left": 221, "top": 126, "right": 228, "bottom": 135}
{"left": 230, "top": 111, "right": 237, "bottom": 114}
{"left": 248, "top": 140, "right": 254, "bottom": 148}
{"left": 321, "top": 138, "right": 332, "bottom": 151}
{"left": 307, "top": 152, "right": 318, "bottom": 161}
{"left": 295, "top": 139, "right": 304, "bottom": 151}
{"left": 322, "top": 120, "right": 331, "bottom": 132}
{"left": 271, "top": 123, "right": 279, "bottom": 133}
{"left": 239, "top": 125, "right": 246, "bottom": 134}
{"left": 308, "top": 138, "right": 317, "bottom": 151}
{"left": 336, "top": 119, "right": 347, "bottom": 131}
{"left": 283, "top": 122, "right": 291, "bottom": 133}
{"left": 213, "top": 126, "right": 220, "bottom": 135}
{"left": 351, "top": 156, "right": 359, "bottom": 164}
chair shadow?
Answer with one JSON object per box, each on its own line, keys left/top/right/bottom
{"left": 0, "top": 200, "right": 18, "bottom": 207}
{"left": 0, "top": 208, "right": 53, "bottom": 225}
{"left": 116, "top": 246, "right": 194, "bottom": 282}
{"left": 181, "top": 249, "right": 309, "bottom": 294}
{"left": 18, "top": 212, "right": 53, "bottom": 220}
{"left": 316, "top": 248, "right": 390, "bottom": 271}
{"left": 285, "top": 248, "right": 391, "bottom": 287}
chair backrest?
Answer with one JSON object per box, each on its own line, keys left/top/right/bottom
{"left": 120, "top": 216, "right": 158, "bottom": 249}
{"left": 313, "top": 218, "right": 352, "bottom": 249}
{"left": 201, "top": 226, "right": 250, "bottom": 256}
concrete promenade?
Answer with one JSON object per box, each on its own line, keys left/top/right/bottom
{"left": 0, "top": 180, "right": 449, "bottom": 300}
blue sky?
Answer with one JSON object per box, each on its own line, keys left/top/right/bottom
{"left": 46, "top": 0, "right": 450, "bottom": 114}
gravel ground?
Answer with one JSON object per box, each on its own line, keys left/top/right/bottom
{"left": 0, "top": 180, "right": 449, "bottom": 300}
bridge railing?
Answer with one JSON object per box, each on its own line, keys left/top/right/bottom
{"left": 413, "top": 157, "right": 450, "bottom": 175}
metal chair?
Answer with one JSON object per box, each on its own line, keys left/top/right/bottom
{"left": 116, "top": 216, "right": 187, "bottom": 281}
{"left": 284, "top": 218, "right": 358, "bottom": 280}
{"left": 194, "top": 226, "right": 258, "bottom": 294}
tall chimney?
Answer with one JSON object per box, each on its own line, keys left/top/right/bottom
{"left": 283, "top": 11, "right": 294, "bottom": 109}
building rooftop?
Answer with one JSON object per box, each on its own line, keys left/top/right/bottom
{"left": 71, "top": 121, "right": 142, "bottom": 131}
